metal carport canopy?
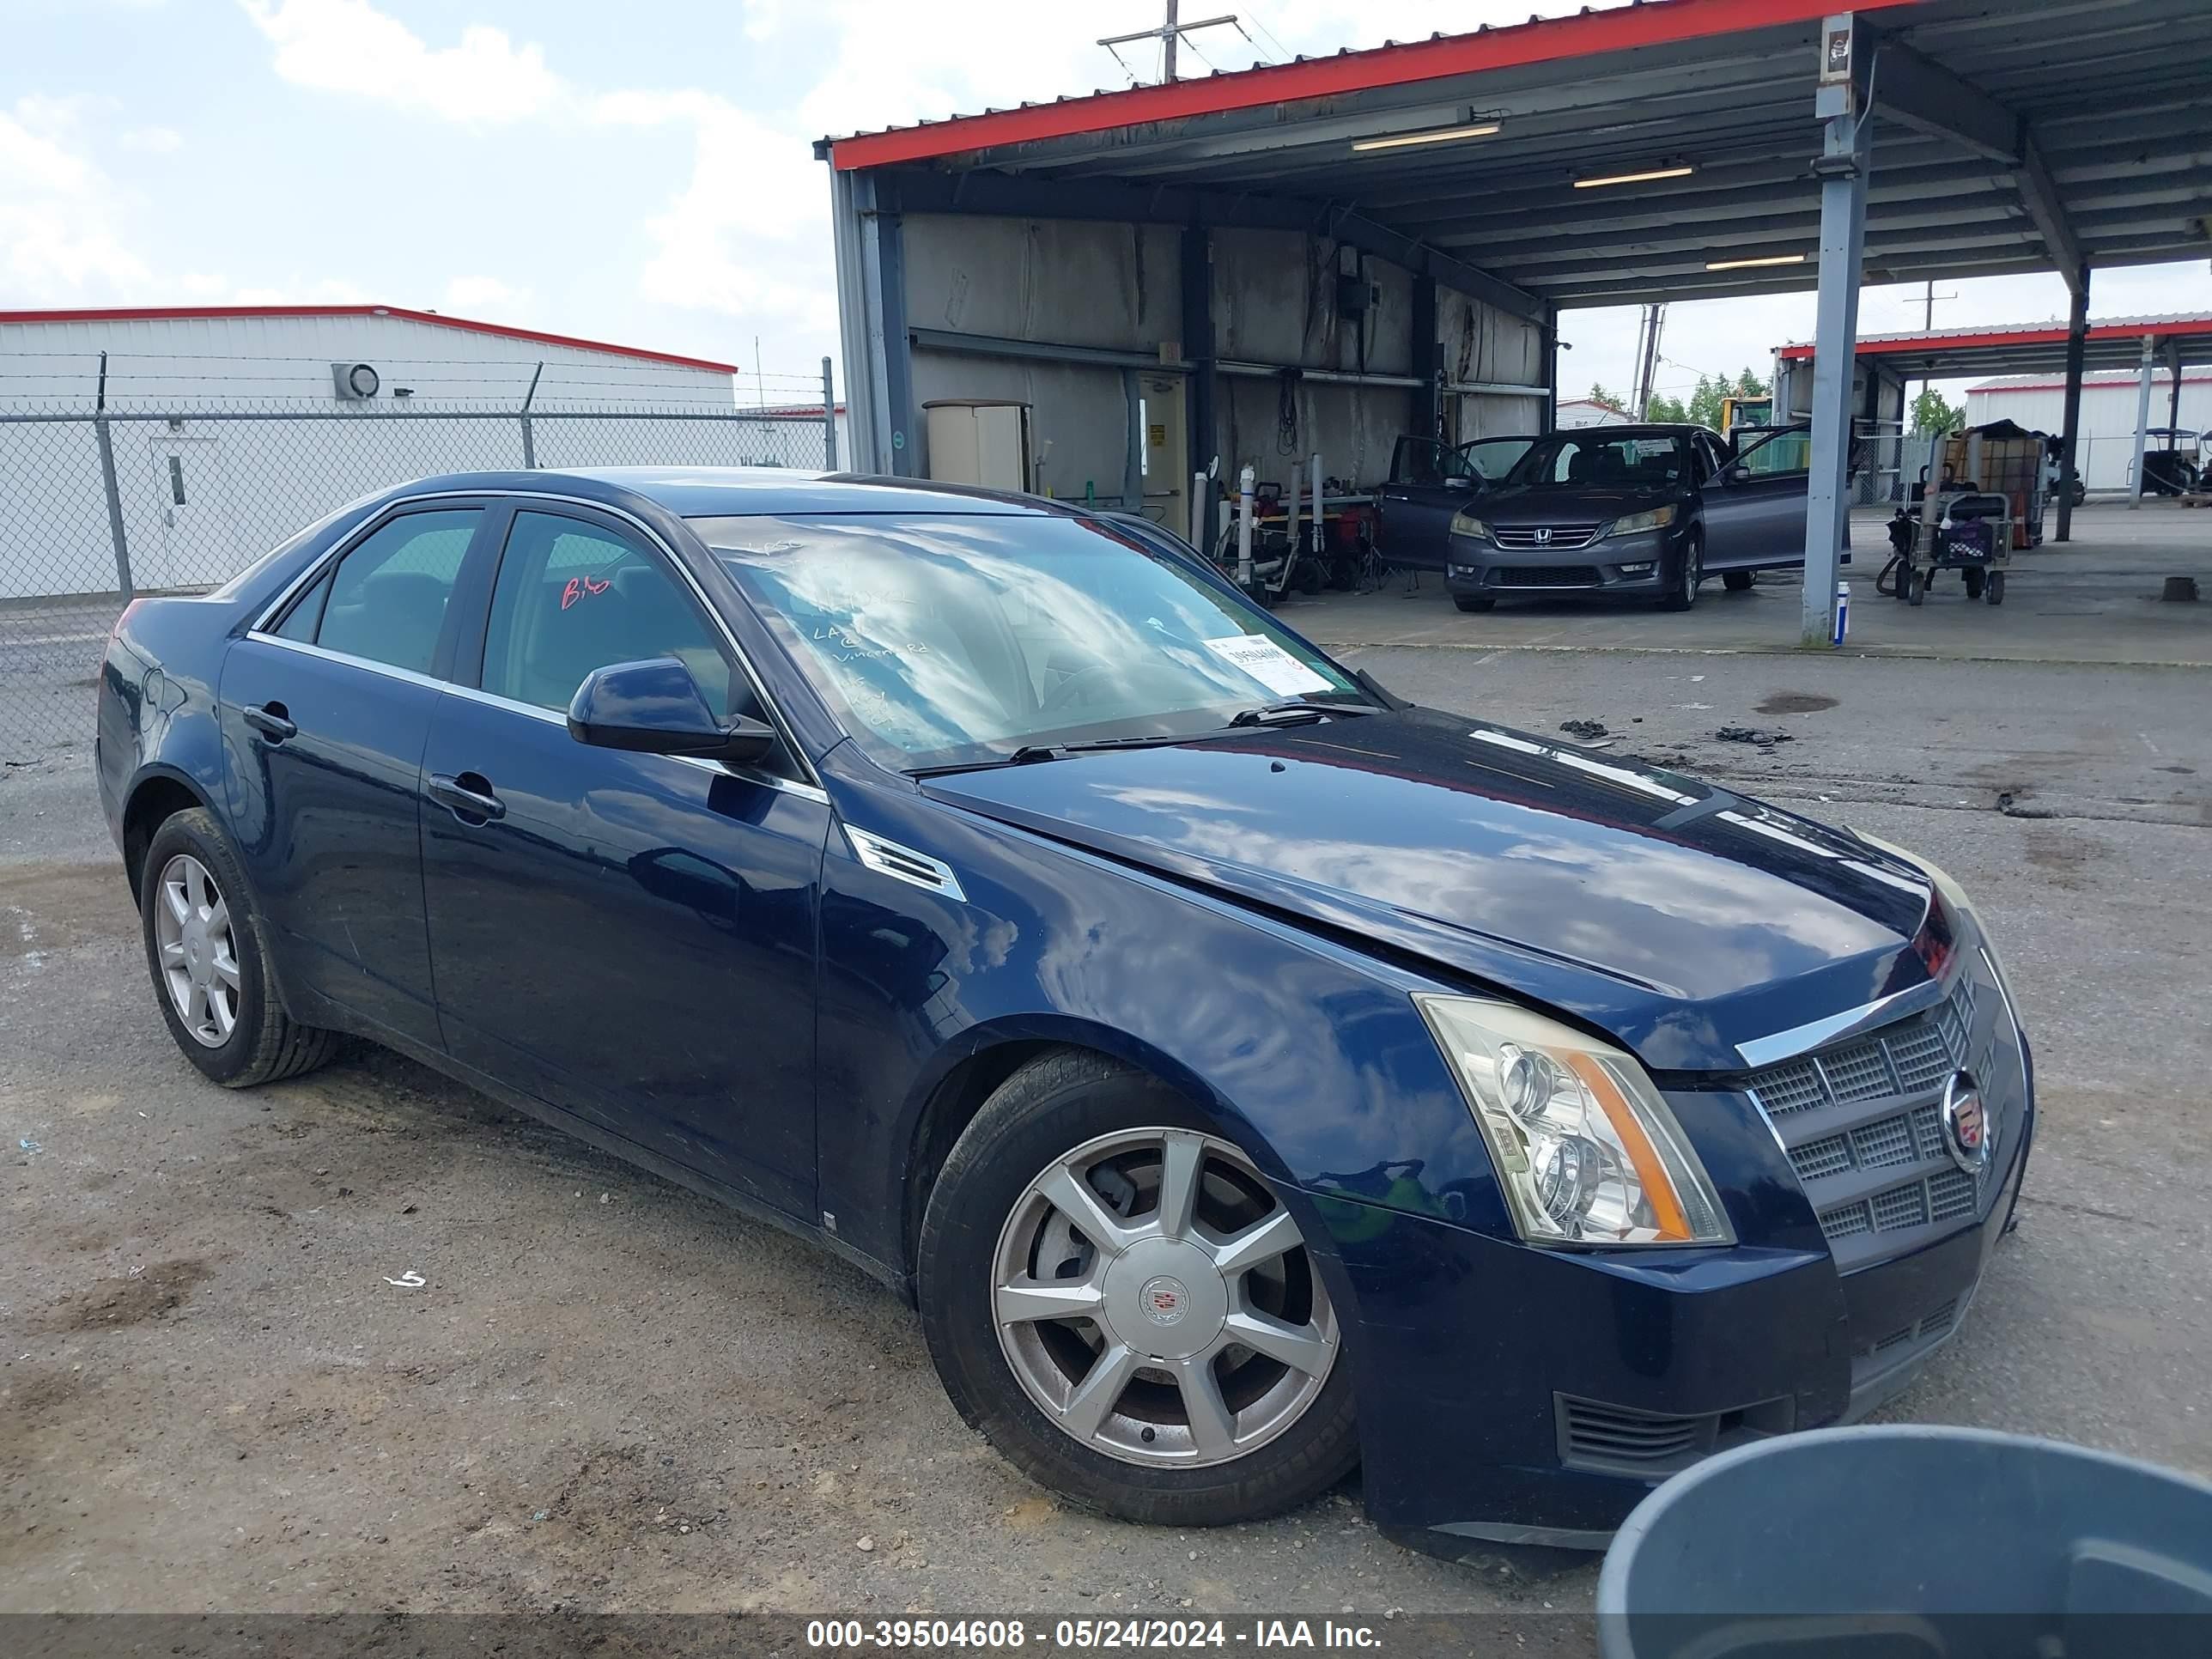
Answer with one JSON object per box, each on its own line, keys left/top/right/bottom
{"left": 821, "top": 0, "right": 2212, "bottom": 313}
{"left": 1778, "top": 315, "right": 2212, "bottom": 380}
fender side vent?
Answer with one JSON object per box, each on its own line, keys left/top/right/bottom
{"left": 845, "top": 826, "right": 966, "bottom": 902}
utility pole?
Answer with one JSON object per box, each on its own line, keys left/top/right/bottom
{"left": 1632, "top": 302, "right": 1667, "bottom": 418}
{"left": 1098, "top": 6, "right": 1239, "bottom": 83}
{"left": 1920, "top": 279, "right": 1957, "bottom": 331}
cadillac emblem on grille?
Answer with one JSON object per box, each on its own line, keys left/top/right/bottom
{"left": 1941, "top": 1071, "right": 1991, "bottom": 1175}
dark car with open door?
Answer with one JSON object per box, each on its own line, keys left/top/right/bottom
{"left": 1445, "top": 423, "right": 1822, "bottom": 611}
{"left": 1375, "top": 434, "right": 1537, "bottom": 572}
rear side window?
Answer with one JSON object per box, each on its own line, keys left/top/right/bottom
{"left": 478, "top": 511, "right": 738, "bottom": 717}
{"left": 306, "top": 509, "right": 480, "bottom": 675}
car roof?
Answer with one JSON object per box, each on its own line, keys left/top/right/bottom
{"left": 378, "top": 466, "right": 1065, "bottom": 520}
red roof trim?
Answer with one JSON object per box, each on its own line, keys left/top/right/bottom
{"left": 1777, "top": 317, "right": 2212, "bottom": 361}
{"left": 0, "top": 304, "right": 739, "bottom": 374}
{"left": 829, "top": 0, "right": 1926, "bottom": 172}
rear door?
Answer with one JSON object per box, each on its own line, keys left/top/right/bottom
{"left": 220, "top": 501, "right": 492, "bottom": 1049}
{"left": 417, "top": 501, "right": 829, "bottom": 1217}
{"left": 1701, "top": 426, "right": 1813, "bottom": 571}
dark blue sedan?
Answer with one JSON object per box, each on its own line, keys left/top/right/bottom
{"left": 95, "top": 468, "right": 2032, "bottom": 1556}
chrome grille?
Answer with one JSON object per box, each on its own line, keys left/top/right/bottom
{"left": 1492, "top": 523, "right": 1601, "bottom": 550}
{"left": 1751, "top": 970, "right": 2018, "bottom": 1275}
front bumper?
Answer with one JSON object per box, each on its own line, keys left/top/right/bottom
{"left": 1321, "top": 981, "right": 2033, "bottom": 1556}
{"left": 1445, "top": 527, "right": 1674, "bottom": 596}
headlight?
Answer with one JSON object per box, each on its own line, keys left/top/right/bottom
{"left": 1415, "top": 994, "right": 1732, "bottom": 1248}
{"left": 1850, "top": 827, "right": 2018, "bottom": 1006}
{"left": 1449, "top": 511, "right": 1492, "bottom": 540}
{"left": 1602, "top": 506, "right": 1677, "bottom": 538}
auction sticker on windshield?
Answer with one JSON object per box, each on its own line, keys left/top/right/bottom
{"left": 1201, "top": 635, "right": 1334, "bottom": 698}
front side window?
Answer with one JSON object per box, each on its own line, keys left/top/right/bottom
{"left": 1461, "top": 435, "right": 1536, "bottom": 483}
{"left": 308, "top": 507, "right": 480, "bottom": 675}
{"left": 694, "top": 514, "right": 1368, "bottom": 773}
{"left": 480, "top": 511, "right": 738, "bottom": 716}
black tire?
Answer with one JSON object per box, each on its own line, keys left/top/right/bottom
{"left": 1722, "top": 569, "right": 1755, "bottom": 592}
{"left": 1987, "top": 570, "right": 2005, "bottom": 605}
{"left": 918, "top": 1049, "right": 1358, "bottom": 1528}
{"left": 139, "top": 807, "right": 342, "bottom": 1088}
{"left": 1453, "top": 594, "right": 1495, "bottom": 613}
{"left": 1963, "top": 567, "right": 1986, "bottom": 599}
{"left": 1909, "top": 570, "right": 1927, "bottom": 606}
{"left": 1660, "top": 532, "right": 1704, "bottom": 611}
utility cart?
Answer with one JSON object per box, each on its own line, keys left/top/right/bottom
{"left": 1886, "top": 487, "right": 2013, "bottom": 605}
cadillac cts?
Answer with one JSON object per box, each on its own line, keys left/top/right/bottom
{"left": 95, "top": 469, "right": 2032, "bottom": 1555}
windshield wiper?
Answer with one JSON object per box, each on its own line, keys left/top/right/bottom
{"left": 1226, "top": 701, "right": 1378, "bottom": 727}
{"left": 910, "top": 733, "right": 1199, "bottom": 778}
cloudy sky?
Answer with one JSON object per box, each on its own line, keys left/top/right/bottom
{"left": 5, "top": 0, "right": 2205, "bottom": 404}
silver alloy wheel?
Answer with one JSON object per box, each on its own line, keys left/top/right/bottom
{"left": 1683, "top": 537, "right": 1703, "bottom": 605}
{"left": 993, "top": 1127, "right": 1339, "bottom": 1469}
{"left": 153, "top": 853, "right": 240, "bottom": 1048}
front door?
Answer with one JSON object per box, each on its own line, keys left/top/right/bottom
{"left": 418, "top": 503, "right": 828, "bottom": 1217}
{"left": 1142, "top": 377, "right": 1188, "bottom": 543}
{"left": 1702, "top": 427, "right": 1814, "bottom": 571}
{"left": 219, "top": 502, "right": 489, "bottom": 1049}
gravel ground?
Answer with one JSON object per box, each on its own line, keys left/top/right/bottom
{"left": 3, "top": 644, "right": 2208, "bottom": 1618}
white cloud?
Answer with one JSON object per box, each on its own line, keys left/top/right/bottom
{"left": 237, "top": 0, "right": 562, "bottom": 123}
{"left": 118, "top": 125, "right": 183, "bottom": 153}
{"left": 0, "top": 97, "right": 153, "bottom": 299}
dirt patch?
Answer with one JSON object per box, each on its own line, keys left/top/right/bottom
{"left": 0, "top": 861, "right": 134, "bottom": 960}
{"left": 35, "top": 1258, "right": 214, "bottom": 1334}
{"left": 1755, "top": 691, "right": 1840, "bottom": 715}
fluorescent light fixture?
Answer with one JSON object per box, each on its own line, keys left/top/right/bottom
{"left": 1705, "top": 252, "right": 1808, "bottom": 271}
{"left": 1574, "top": 165, "right": 1695, "bottom": 189}
{"left": 1352, "top": 122, "right": 1501, "bottom": 153}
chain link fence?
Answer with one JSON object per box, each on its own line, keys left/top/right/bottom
{"left": 1, "top": 382, "right": 836, "bottom": 767}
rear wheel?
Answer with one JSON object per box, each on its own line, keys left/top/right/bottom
{"left": 1986, "top": 570, "right": 2006, "bottom": 605}
{"left": 140, "top": 808, "right": 341, "bottom": 1087}
{"left": 1722, "top": 569, "right": 1755, "bottom": 593}
{"left": 1963, "top": 567, "right": 1986, "bottom": 599}
{"left": 919, "top": 1051, "right": 1356, "bottom": 1527}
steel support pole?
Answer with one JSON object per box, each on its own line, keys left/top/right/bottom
{"left": 1181, "top": 225, "right": 1217, "bottom": 538}
{"left": 519, "top": 360, "right": 543, "bottom": 470}
{"left": 2130, "top": 334, "right": 2155, "bottom": 506}
{"left": 1541, "top": 302, "right": 1559, "bottom": 434}
{"left": 1411, "top": 274, "right": 1438, "bottom": 441}
{"left": 2056, "top": 268, "right": 2088, "bottom": 542}
{"left": 1802, "top": 100, "right": 1871, "bottom": 646}
{"left": 821, "top": 356, "right": 838, "bottom": 470}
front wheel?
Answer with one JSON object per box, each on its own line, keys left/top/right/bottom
{"left": 1661, "top": 532, "right": 1704, "bottom": 611}
{"left": 140, "top": 808, "right": 341, "bottom": 1087}
{"left": 919, "top": 1051, "right": 1357, "bottom": 1527}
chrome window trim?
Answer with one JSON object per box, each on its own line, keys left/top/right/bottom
{"left": 246, "top": 485, "right": 822, "bottom": 793}
{"left": 1735, "top": 977, "right": 1948, "bottom": 1070}
{"left": 239, "top": 631, "right": 830, "bottom": 807}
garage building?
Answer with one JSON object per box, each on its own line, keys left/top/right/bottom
{"left": 817, "top": 0, "right": 2212, "bottom": 644}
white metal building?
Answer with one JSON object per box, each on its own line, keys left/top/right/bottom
{"left": 0, "top": 305, "right": 741, "bottom": 599}
{"left": 1554, "top": 398, "right": 1636, "bottom": 429}
{"left": 1967, "top": 369, "right": 2211, "bottom": 491}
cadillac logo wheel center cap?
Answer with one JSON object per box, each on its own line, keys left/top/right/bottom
{"left": 1941, "top": 1070, "right": 1992, "bottom": 1175}
{"left": 1102, "top": 1239, "right": 1227, "bottom": 1361}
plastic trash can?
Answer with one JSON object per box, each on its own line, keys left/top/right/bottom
{"left": 1596, "top": 1425, "right": 2212, "bottom": 1659}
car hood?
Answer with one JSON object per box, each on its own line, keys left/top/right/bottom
{"left": 1478, "top": 484, "right": 1678, "bottom": 526}
{"left": 921, "top": 707, "right": 1938, "bottom": 1073}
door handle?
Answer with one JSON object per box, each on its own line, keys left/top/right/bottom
{"left": 428, "top": 771, "right": 507, "bottom": 822}
{"left": 243, "top": 702, "right": 296, "bottom": 742}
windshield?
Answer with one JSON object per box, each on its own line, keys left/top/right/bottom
{"left": 1505, "top": 432, "right": 1686, "bottom": 491}
{"left": 691, "top": 514, "right": 1369, "bottom": 772}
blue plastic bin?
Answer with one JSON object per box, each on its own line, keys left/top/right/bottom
{"left": 1597, "top": 1425, "right": 2212, "bottom": 1659}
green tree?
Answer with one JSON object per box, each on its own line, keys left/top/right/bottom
{"left": 1685, "top": 373, "right": 1729, "bottom": 430}
{"left": 1646, "top": 391, "right": 1690, "bottom": 423}
{"left": 1587, "top": 383, "right": 1629, "bottom": 414}
{"left": 1911, "top": 386, "right": 1965, "bottom": 435}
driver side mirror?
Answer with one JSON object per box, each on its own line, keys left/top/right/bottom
{"left": 567, "top": 657, "right": 777, "bottom": 767}
{"left": 1724, "top": 464, "right": 1753, "bottom": 485}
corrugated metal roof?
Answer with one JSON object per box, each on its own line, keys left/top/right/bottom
{"left": 1782, "top": 314, "right": 2212, "bottom": 356}
{"left": 823, "top": 0, "right": 2212, "bottom": 310}
{"left": 0, "top": 305, "right": 738, "bottom": 374}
